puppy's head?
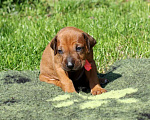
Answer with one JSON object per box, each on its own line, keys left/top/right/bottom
{"left": 50, "top": 27, "right": 96, "bottom": 72}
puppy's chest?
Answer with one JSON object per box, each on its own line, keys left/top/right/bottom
{"left": 68, "top": 69, "right": 85, "bottom": 81}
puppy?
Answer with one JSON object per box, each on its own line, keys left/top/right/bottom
{"left": 39, "top": 27, "right": 107, "bottom": 95}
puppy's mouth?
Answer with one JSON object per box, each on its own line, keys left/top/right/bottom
{"left": 62, "top": 59, "right": 86, "bottom": 72}
{"left": 68, "top": 70, "right": 77, "bottom": 72}
{"left": 62, "top": 63, "right": 84, "bottom": 72}
{"left": 62, "top": 65, "right": 83, "bottom": 72}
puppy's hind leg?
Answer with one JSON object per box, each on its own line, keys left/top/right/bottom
{"left": 99, "top": 78, "right": 109, "bottom": 85}
{"left": 39, "top": 74, "right": 62, "bottom": 88}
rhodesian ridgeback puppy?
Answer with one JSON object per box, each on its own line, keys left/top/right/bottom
{"left": 39, "top": 27, "right": 107, "bottom": 95}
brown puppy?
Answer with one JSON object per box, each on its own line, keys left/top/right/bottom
{"left": 39, "top": 27, "right": 107, "bottom": 95}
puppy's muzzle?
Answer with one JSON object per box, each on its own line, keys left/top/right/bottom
{"left": 66, "top": 57, "right": 75, "bottom": 70}
{"left": 67, "top": 61, "right": 74, "bottom": 69}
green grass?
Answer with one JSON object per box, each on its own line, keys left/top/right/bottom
{"left": 0, "top": 0, "right": 150, "bottom": 73}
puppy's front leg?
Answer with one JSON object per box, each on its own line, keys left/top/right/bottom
{"left": 85, "top": 60, "right": 107, "bottom": 95}
{"left": 56, "top": 67, "right": 76, "bottom": 93}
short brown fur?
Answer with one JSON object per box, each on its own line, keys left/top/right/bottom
{"left": 39, "top": 27, "right": 107, "bottom": 95}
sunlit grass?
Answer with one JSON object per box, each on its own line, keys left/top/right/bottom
{"left": 0, "top": 0, "right": 149, "bottom": 73}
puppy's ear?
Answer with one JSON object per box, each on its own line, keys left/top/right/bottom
{"left": 50, "top": 36, "right": 57, "bottom": 55}
{"left": 82, "top": 33, "right": 97, "bottom": 53}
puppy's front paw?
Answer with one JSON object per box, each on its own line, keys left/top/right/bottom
{"left": 91, "top": 86, "right": 107, "bottom": 95}
{"left": 65, "top": 89, "right": 77, "bottom": 93}
{"left": 62, "top": 85, "right": 77, "bottom": 93}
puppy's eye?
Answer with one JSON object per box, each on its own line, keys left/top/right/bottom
{"left": 76, "top": 47, "right": 83, "bottom": 52}
{"left": 58, "top": 49, "right": 63, "bottom": 54}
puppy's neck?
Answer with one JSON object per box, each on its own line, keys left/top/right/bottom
{"left": 67, "top": 68, "right": 84, "bottom": 81}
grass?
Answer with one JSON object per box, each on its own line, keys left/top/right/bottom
{"left": 0, "top": 0, "right": 150, "bottom": 73}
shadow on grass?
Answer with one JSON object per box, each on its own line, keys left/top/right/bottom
{"left": 2, "top": 74, "right": 31, "bottom": 84}
{"left": 98, "top": 65, "right": 122, "bottom": 88}
{"left": 98, "top": 71, "right": 122, "bottom": 88}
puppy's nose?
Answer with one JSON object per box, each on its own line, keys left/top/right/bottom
{"left": 67, "top": 62, "right": 74, "bottom": 69}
